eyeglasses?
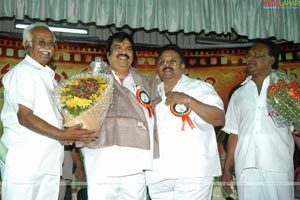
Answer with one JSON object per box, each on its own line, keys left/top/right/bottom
{"left": 29, "top": 39, "right": 56, "bottom": 48}
{"left": 244, "top": 52, "right": 269, "bottom": 59}
{"left": 157, "top": 59, "right": 180, "bottom": 66}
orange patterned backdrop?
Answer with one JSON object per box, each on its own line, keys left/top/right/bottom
{"left": 0, "top": 35, "right": 300, "bottom": 133}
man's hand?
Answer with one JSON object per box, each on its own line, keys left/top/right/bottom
{"left": 61, "top": 124, "right": 97, "bottom": 144}
{"left": 221, "top": 169, "right": 234, "bottom": 194}
{"left": 293, "top": 129, "right": 300, "bottom": 149}
{"left": 165, "top": 92, "right": 189, "bottom": 106}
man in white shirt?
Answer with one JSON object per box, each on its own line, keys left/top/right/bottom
{"left": 0, "top": 22, "right": 96, "bottom": 200}
{"left": 222, "top": 39, "right": 296, "bottom": 200}
{"left": 146, "top": 44, "right": 225, "bottom": 200}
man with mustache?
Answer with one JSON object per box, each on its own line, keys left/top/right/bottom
{"left": 81, "top": 32, "right": 159, "bottom": 200}
{"left": 145, "top": 44, "right": 225, "bottom": 200}
{"left": 221, "top": 39, "right": 296, "bottom": 200}
{"left": 0, "top": 22, "right": 97, "bottom": 200}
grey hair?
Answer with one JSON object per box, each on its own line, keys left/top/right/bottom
{"left": 22, "top": 22, "right": 56, "bottom": 47}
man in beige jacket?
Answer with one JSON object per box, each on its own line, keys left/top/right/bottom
{"left": 82, "top": 31, "right": 159, "bottom": 200}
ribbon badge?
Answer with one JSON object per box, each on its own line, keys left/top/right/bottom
{"left": 170, "top": 103, "right": 196, "bottom": 131}
{"left": 136, "top": 88, "right": 154, "bottom": 118}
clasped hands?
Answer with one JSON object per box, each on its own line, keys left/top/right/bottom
{"left": 61, "top": 124, "right": 98, "bottom": 146}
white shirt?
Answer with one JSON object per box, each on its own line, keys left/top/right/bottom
{"left": 1, "top": 55, "right": 64, "bottom": 179}
{"left": 146, "top": 75, "right": 223, "bottom": 184}
{"left": 223, "top": 75, "right": 294, "bottom": 174}
{"left": 82, "top": 71, "right": 154, "bottom": 177}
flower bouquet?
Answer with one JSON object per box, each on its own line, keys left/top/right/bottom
{"left": 55, "top": 63, "right": 114, "bottom": 146}
{"left": 267, "top": 70, "right": 300, "bottom": 132}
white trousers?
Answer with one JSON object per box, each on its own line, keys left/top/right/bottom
{"left": 236, "top": 168, "right": 294, "bottom": 200}
{"left": 87, "top": 172, "right": 147, "bottom": 200}
{"left": 147, "top": 177, "right": 214, "bottom": 200}
{"left": 1, "top": 173, "right": 60, "bottom": 200}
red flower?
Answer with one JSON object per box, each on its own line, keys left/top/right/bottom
{"left": 267, "top": 70, "right": 300, "bottom": 132}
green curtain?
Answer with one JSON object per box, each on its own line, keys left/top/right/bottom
{"left": 0, "top": 0, "right": 299, "bottom": 42}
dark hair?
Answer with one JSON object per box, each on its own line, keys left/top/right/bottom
{"left": 106, "top": 31, "right": 136, "bottom": 57}
{"left": 158, "top": 44, "right": 185, "bottom": 64}
{"left": 252, "top": 39, "right": 280, "bottom": 69}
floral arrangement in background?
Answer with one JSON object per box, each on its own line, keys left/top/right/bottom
{"left": 267, "top": 70, "right": 300, "bottom": 132}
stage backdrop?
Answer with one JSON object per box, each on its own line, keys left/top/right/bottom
{"left": 0, "top": 35, "right": 300, "bottom": 134}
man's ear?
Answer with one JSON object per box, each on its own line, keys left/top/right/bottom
{"left": 23, "top": 41, "right": 31, "bottom": 50}
{"left": 181, "top": 63, "right": 186, "bottom": 70}
{"left": 269, "top": 56, "right": 275, "bottom": 67}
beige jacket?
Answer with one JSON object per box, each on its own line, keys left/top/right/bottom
{"left": 86, "top": 67, "right": 160, "bottom": 158}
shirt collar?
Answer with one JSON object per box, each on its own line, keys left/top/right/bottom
{"left": 157, "top": 74, "right": 185, "bottom": 96}
{"left": 25, "top": 55, "right": 55, "bottom": 77}
{"left": 111, "top": 69, "right": 132, "bottom": 85}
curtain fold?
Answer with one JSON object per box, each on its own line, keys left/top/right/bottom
{"left": 1, "top": 0, "right": 299, "bottom": 42}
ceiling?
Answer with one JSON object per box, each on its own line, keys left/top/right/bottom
{"left": 0, "top": 16, "right": 284, "bottom": 50}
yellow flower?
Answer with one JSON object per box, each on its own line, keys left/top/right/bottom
{"left": 66, "top": 97, "right": 92, "bottom": 108}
